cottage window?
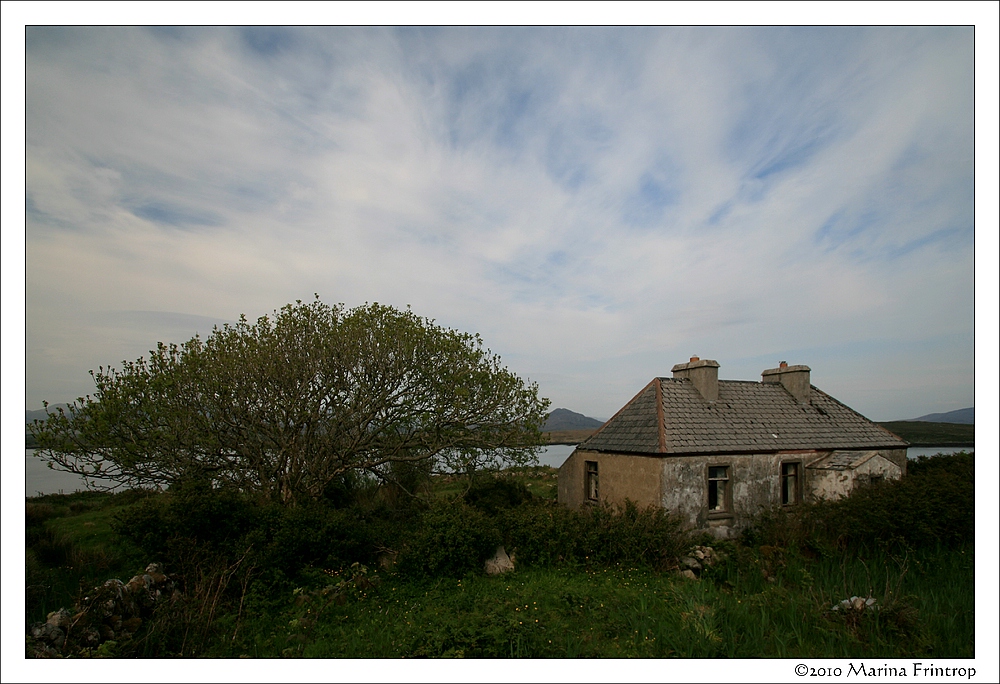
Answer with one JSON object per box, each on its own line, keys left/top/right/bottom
{"left": 585, "top": 461, "right": 599, "bottom": 501}
{"left": 869, "top": 474, "right": 884, "bottom": 485}
{"left": 781, "top": 462, "right": 801, "bottom": 505}
{"left": 708, "top": 465, "right": 730, "bottom": 514}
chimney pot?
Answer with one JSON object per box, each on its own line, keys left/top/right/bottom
{"left": 779, "top": 361, "right": 788, "bottom": 368}
{"left": 690, "top": 356, "right": 700, "bottom": 362}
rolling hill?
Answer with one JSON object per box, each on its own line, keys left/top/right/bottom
{"left": 906, "top": 407, "right": 974, "bottom": 424}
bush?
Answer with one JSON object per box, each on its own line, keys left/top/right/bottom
{"left": 495, "top": 501, "right": 582, "bottom": 567}
{"left": 29, "top": 526, "right": 73, "bottom": 567}
{"left": 397, "top": 501, "right": 501, "bottom": 579}
{"left": 464, "top": 476, "right": 533, "bottom": 514}
{"left": 25, "top": 503, "right": 57, "bottom": 528}
{"left": 744, "top": 452, "right": 974, "bottom": 552}
{"left": 249, "top": 503, "right": 401, "bottom": 579}
{"left": 112, "top": 479, "right": 260, "bottom": 558}
{"left": 495, "top": 499, "right": 691, "bottom": 570}
{"left": 578, "top": 500, "right": 690, "bottom": 568}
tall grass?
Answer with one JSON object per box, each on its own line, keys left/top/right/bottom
{"left": 236, "top": 541, "right": 971, "bottom": 658}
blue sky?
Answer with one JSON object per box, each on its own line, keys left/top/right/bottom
{"left": 9, "top": 22, "right": 993, "bottom": 424}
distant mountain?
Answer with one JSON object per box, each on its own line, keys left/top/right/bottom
{"left": 26, "top": 404, "right": 71, "bottom": 424}
{"left": 905, "top": 407, "right": 974, "bottom": 424}
{"left": 543, "top": 408, "right": 605, "bottom": 431}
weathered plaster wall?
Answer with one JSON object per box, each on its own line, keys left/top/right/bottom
{"left": 659, "top": 452, "right": 814, "bottom": 538}
{"left": 855, "top": 454, "right": 903, "bottom": 482}
{"left": 558, "top": 446, "right": 910, "bottom": 537}
{"left": 557, "top": 448, "right": 662, "bottom": 510}
{"left": 881, "top": 448, "right": 908, "bottom": 475}
{"left": 808, "top": 468, "right": 853, "bottom": 501}
{"left": 809, "top": 452, "right": 903, "bottom": 501}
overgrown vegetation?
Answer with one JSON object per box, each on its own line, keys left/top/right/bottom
{"left": 26, "top": 453, "right": 974, "bottom": 658}
{"left": 744, "top": 452, "right": 974, "bottom": 552}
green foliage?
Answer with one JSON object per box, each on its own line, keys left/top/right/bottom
{"left": 744, "top": 452, "right": 974, "bottom": 553}
{"left": 282, "top": 563, "right": 379, "bottom": 656}
{"left": 26, "top": 453, "right": 975, "bottom": 659}
{"left": 28, "top": 525, "right": 73, "bottom": 566}
{"left": 464, "top": 476, "right": 533, "bottom": 514}
{"left": 577, "top": 500, "right": 690, "bottom": 568}
{"left": 112, "top": 480, "right": 259, "bottom": 557}
{"left": 396, "top": 501, "right": 501, "bottom": 579}
{"left": 264, "top": 541, "right": 971, "bottom": 659}
{"left": 494, "top": 500, "right": 690, "bottom": 570}
{"left": 25, "top": 491, "right": 147, "bottom": 623}
{"left": 29, "top": 296, "right": 550, "bottom": 504}
{"left": 111, "top": 481, "right": 406, "bottom": 591}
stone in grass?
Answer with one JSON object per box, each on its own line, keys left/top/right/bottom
{"left": 831, "top": 596, "right": 878, "bottom": 612}
{"left": 680, "top": 556, "right": 703, "bottom": 573}
{"left": 46, "top": 608, "right": 72, "bottom": 630}
{"left": 484, "top": 545, "right": 515, "bottom": 576}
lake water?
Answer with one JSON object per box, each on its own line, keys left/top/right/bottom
{"left": 904, "top": 446, "right": 974, "bottom": 460}
{"left": 23, "top": 446, "right": 582, "bottom": 496}
{"left": 535, "top": 444, "right": 577, "bottom": 469}
{"left": 25, "top": 449, "right": 103, "bottom": 497}
{"left": 24, "top": 444, "right": 973, "bottom": 497}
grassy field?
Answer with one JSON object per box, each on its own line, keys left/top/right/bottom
{"left": 26, "top": 491, "right": 151, "bottom": 623}
{"left": 877, "top": 421, "right": 974, "bottom": 446}
{"left": 543, "top": 429, "right": 597, "bottom": 445}
{"left": 25, "top": 454, "right": 975, "bottom": 659}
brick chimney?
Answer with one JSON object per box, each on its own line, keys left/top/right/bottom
{"left": 761, "top": 361, "right": 811, "bottom": 404}
{"left": 671, "top": 356, "right": 720, "bottom": 402}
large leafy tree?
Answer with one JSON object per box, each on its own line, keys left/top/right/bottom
{"left": 30, "top": 298, "right": 550, "bottom": 505}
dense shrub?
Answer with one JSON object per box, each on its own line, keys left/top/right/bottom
{"left": 29, "top": 526, "right": 73, "bottom": 566}
{"left": 249, "top": 503, "right": 405, "bottom": 579}
{"left": 25, "top": 502, "right": 57, "bottom": 528}
{"left": 396, "top": 501, "right": 501, "bottom": 579}
{"left": 464, "top": 476, "right": 533, "bottom": 514}
{"left": 496, "top": 499, "right": 691, "bottom": 570}
{"left": 114, "top": 483, "right": 408, "bottom": 586}
{"left": 744, "top": 452, "right": 974, "bottom": 552}
{"left": 494, "top": 501, "right": 582, "bottom": 567}
{"left": 112, "top": 479, "right": 260, "bottom": 557}
{"left": 321, "top": 471, "right": 370, "bottom": 508}
{"left": 578, "top": 500, "right": 691, "bottom": 567}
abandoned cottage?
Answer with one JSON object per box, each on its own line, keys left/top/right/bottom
{"left": 557, "top": 358, "right": 909, "bottom": 537}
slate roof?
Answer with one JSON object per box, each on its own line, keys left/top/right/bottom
{"left": 580, "top": 378, "right": 908, "bottom": 455}
{"left": 807, "top": 450, "right": 880, "bottom": 471}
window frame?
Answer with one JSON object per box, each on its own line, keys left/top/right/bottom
{"left": 707, "top": 464, "right": 732, "bottom": 518}
{"left": 585, "top": 460, "right": 599, "bottom": 503}
{"left": 780, "top": 461, "right": 802, "bottom": 506}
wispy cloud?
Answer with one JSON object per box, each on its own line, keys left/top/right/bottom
{"left": 21, "top": 26, "right": 977, "bottom": 420}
